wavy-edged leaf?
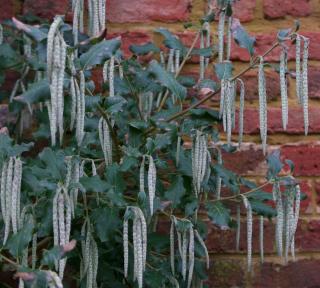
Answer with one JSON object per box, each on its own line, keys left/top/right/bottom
{"left": 214, "top": 62, "right": 233, "bottom": 80}
{"left": 155, "top": 28, "right": 186, "bottom": 53}
{"left": 206, "top": 202, "right": 231, "bottom": 229}
{"left": 149, "top": 60, "right": 187, "bottom": 100}
{"left": 79, "top": 37, "right": 121, "bottom": 69}
{"left": 231, "top": 18, "right": 255, "bottom": 56}
{"left": 165, "top": 175, "right": 186, "bottom": 207}
{"left": 129, "top": 42, "right": 160, "bottom": 55}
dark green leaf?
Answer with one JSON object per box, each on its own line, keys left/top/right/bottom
{"left": 80, "top": 38, "right": 121, "bottom": 69}
{"left": 149, "top": 60, "right": 187, "bottom": 100}
{"left": 214, "top": 62, "right": 233, "bottom": 80}
{"left": 41, "top": 246, "right": 63, "bottom": 268}
{"left": 6, "top": 221, "right": 34, "bottom": 257}
{"left": 164, "top": 176, "right": 186, "bottom": 207}
{"left": 129, "top": 42, "right": 160, "bottom": 55}
{"left": 18, "top": 79, "right": 50, "bottom": 104}
{"left": 155, "top": 28, "right": 185, "bottom": 53}
{"left": 231, "top": 19, "right": 255, "bottom": 56}
{"left": 206, "top": 202, "right": 231, "bottom": 228}
{"left": 80, "top": 175, "right": 111, "bottom": 193}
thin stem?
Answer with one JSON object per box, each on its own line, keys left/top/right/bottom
{"left": 157, "top": 30, "right": 201, "bottom": 111}
{"left": 209, "top": 181, "right": 273, "bottom": 203}
{"left": 0, "top": 253, "right": 18, "bottom": 267}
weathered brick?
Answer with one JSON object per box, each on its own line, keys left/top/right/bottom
{"left": 309, "top": 66, "right": 320, "bottom": 99}
{"left": 23, "top": 0, "right": 68, "bottom": 20}
{"left": 207, "top": 258, "right": 245, "bottom": 287}
{"left": 295, "top": 219, "right": 320, "bottom": 251}
{"left": 232, "top": 0, "right": 256, "bottom": 22}
{"left": 280, "top": 142, "right": 320, "bottom": 177}
{"left": 0, "top": 0, "right": 14, "bottom": 20}
{"left": 263, "top": 0, "right": 312, "bottom": 19}
{"left": 253, "top": 260, "right": 320, "bottom": 287}
{"left": 222, "top": 143, "right": 266, "bottom": 176}
{"left": 107, "top": 0, "right": 192, "bottom": 23}
{"left": 233, "top": 107, "right": 320, "bottom": 135}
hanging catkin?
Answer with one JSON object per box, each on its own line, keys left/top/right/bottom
{"left": 123, "top": 206, "right": 147, "bottom": 288}
{"left": 295, "top": 35, "right": 302, "bottom": 103}
{"left": 187, "top": 227, "right": 195, "bottom": 288}
{"left": 258, "top": 57, "right": 267, "bottom": 154}
{"left": 109, "top": 56, "right": 115, "bottom": 97}
{"left": 237, "top": 78, "right": 245, "bottom": 147}
{"left": 280, "top": 48, "right": 288, "bottom": 130}
{"left": 273, "top": 182, "right": 283, "bottom": 257}
{"left": 242, "top": 195, "right": 252, "bottom": 272}
{"left": 218, "top": 10, "right": 226, "bottom": 62}
{"left": 0, "top": 157, "right": 22, "bottom": 244}
{"left": 75, "top": 71, "right": 86, "bottom": 146}
{"left": 192, "top": 131, "right": 209, "bottom": 196}
{"left": 147, "top": 156, "right": 156, "bottom": 215}
{"left": 200, "top": 26, "right": 205, "bottom": 80}
{"left": 301, "top": 37, "right": 309, "bottom": 135}
{"left": 194, "top": 229, "right": 210, "bottom": 269}
{"left": 98, "top": 117, "right": 112, "bottom": 166}
{"left": 47, "top": 16, "right": 66, "bottom": 146}
{"left": 204, "top": 21, "right": 211, "bottom": 68}
{"left": 226, "top": 17, "right": 232, "bottom": 60}
{"left": 260, "top": 216, "right": 264, "bottom": 263}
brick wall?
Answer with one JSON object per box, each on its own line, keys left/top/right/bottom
{"left": 1, "top": 0, "right": 320, "bottom": 286}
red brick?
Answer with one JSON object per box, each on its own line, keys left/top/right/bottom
{"left": 206, "top": 218, "right": 276, "bottom": 254}
{"left": 222, "top": 143, "right": 266, "bottom": 176}
{"left": 309, "top": 66, "right": 320, "bottom": 99}
{"left": 263, "top": 0, "right": 312, "bottom": 19}
{"left": 107, "top": 30, "right": 151, "bottom": 57}
{"left": 234, "top": 107, "right": 320, "bottom": 135}
{"left": 280, "top": 142, "right": 320, "bottom": 176}
{"left": 0, "top": 0, "right": 14, "bottom": 20}
{"left": 23, "top": 0, "right": 68, "bottom": 20}
{"left": 233, "top": 0, "right": 256, "bottom": 22}
{"left": 107, "top": 0, "right": 192, "bottom": 23}
{"left": 207, "top": 258, "right": 245, "bottom": 287}
{"left": 295, "top": 219, "right": 320, "bottom": 251}
{"left": 253, "top": 260, "right": 320, "bottom": 287}
{"left": 240, "top": 70, "right": 281, "bottom": 102}
{"left": 231, "top": 32, "right": 320, "bottom": 62}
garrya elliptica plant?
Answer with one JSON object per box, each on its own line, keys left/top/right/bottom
{"left": 0, "top": 0, "right": 309, "bottom": 286}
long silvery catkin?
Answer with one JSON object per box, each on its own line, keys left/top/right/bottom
{"left": 273, "top": 182, "right": 283, "bottom": 257}
{"left": 280, "top": 48, "right": 288, "bottom": 130}
{"left": 242, "top": 195, "right": 252, "bottom": 272}
{"left": 302, "top": 37, "right": 309, "bottom": 136}
{"left": 194, "top": 229, "right": 210, "bottom": 269}
{"left": 170, "top": 219, "right": 175, "bottom": 275}
{"left": 218, "top": 10, "right": 226, "bottom": 62}
{"left": 200, "top": 26, "right": 205, "bottom": 80}
{"left": 98, "top": 117, "right": 112, "bottom": 166}
{"left": 204, "top": 22, "right": 211, "bottom": 68}
{"left": 148, "top": 156, "right": 156, "bottom": 215}
{"left": 47, "top": 17, "right": 66, "bottom": 146}
{"left": 295, "top": 35, "right": 302, "bottom": 103}
{"left": 187, "top": 227, "right": 195, "bottom": 288}
{"left": 226, "top": 17, "right": 232, "bottom": 61}
{"left": 109, "top": 56, "right": 115, "bottom": 97}
{"left": 260, "top": 216, "right": 264, "bottom": 263}
{"left": 76, "top": 71, "right": 86, "bottom": 146}
{"left": 258, "top": 57, "right": 267, "bottom": 154}
{"left": 237, "top": 78, "right": 245, "bottom": 147}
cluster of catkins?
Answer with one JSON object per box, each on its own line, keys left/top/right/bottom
{"left": 80, "top": 221, "right": 99, "bottom": 288}
{"left": 238, "top": 182, "right": 301, "bottom": 273}
{"left": 72, "top": 0, "right": 106, "bottom": 42}
{"left": 0, "top": 157, "right": 22, "bottom": 244}
{"left": 191, "top": 131, "right": 211, "bottom": 196}
{"left": 123, "top": 206, "right": 147, "bottom": 288}
{"left": 52, "top": 184, "right": 72, "bottom": 278}
{"left": 217, "top": 7, "right": 233, "bottom": 62}
{"left": 46, "top": 16, "right": 67, "bottom": 146}
{"left": 170, "top": 217, "right": 210, "bottom": 288}
{"left": 139, "top": 155, "right": 156, "bottom": 215}
{"left": 220, "top": 78, "right": 245, "bottom": 147}
{"left": 273, "top": 182, "right": 301, "bottom": 264}
{"left": 103, "top": 56, "right": 124, "bottom": 98}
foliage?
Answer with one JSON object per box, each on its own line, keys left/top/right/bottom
{"left": 0, "top": 1, "right": 306, "bottom": 287}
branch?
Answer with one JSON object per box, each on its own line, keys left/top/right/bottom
{"left": 209, "top": 181, "right": 273, "bottom": 203}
